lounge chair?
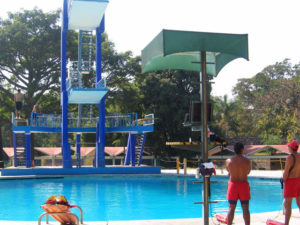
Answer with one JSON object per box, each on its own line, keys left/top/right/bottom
{"left": 38, "top": 195, "right": 83, "bottom": 225}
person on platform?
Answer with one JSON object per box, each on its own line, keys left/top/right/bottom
{"left": 283, "top": 140, "right": 300, "bottom": 225}
{"left": 226, "top": 142, "right": 251, "bottom": 225}
{"left": 14, "top": 89, "right": 24, "bottom": 119}
{"left": 32, "top": 102, "right": 40, "bottom": 126}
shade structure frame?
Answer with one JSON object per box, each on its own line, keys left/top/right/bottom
{"left": 141, "top": 29, "right": 249, "bottom": 76}
{"left": 141, "top": 29, "right": 249, "bottom": 225}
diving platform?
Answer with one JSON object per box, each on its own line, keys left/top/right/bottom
{"left": 66, "top": 70, "right": 108, "bottom": 104}
{"left": 68, "top": 88, "right": 108, "bottom": 104}
{"left": 12, "top": 113, "right": 154, "bottom": 134}
{"left": 68, "top": 0, "right": 109, "bottom": 30}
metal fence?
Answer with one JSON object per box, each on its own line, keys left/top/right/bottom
{"left": 30, "top": 112, "right": 151, "bottom": 129}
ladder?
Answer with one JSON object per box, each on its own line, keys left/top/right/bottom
{"left": 78, "top": 30, "right": 93, "bottom": 72}
{"left": 135, "top": 134, "right": 146, "bottom": 166}
{"left": 68, "top": 68, "right": 81, "bottom": 89}
{"left": 13, "top": 133, "right": 26, "bottom": 166}
{"left": 77, "top": 30, "right": 93, "bottom": 126}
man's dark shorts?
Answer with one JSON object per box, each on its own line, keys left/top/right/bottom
{"left": 15, "top": 102, "right": 22, "bottom": 110}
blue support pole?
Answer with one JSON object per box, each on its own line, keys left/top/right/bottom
{"left": 76, "top": 133, "right": 81, "bottom": 168}
{"left": 130, "top": 134, "right": 136, "bottom": 166}
{"left": 25, "top": 132, "right": 31, "bottom": 168}
{"left": 13, "top": 133, "right": 17, "bottom": 167}
{"left": 124, "top": 134, "right": 131, "bottom": 165}
{"left": 95, "top": 17, "right": 105, "bottom": 168}
{"left": 61, "top": 0, "right": 72, "bottom": 168}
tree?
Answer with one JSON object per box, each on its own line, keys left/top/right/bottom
{"left": 233, "top": 59, "right": 300, "bottom": 142}
{"left": 212, "top": 95, "right": 240, "bottom": 137}
{"left": 0, "top": 8, "right": 79, "bottom": 148}
{"left": 0, "top": 9, "right": 59, "bottom": 117}
{"left": 139, "top": 70, "right": 201, "bottom": 158}
{"left": 0, "top": 8, "right": 78, "bottom": 118}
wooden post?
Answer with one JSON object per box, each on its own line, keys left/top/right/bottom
{"left": 183, "top": 158, "right": 187, "bottom": 175}
{"left": 176, "top": 158, "right": 180, "bottom": 174}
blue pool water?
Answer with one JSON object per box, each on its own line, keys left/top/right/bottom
{"left": 0, "top": 176, "right": 295, "bottom": 221}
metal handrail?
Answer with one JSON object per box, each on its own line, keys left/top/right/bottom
{"left": 30, "top": 112, "right": 152, "bottom": 129}
{"left": 96, "top": 77, "right": 106, "bottom": 88}
{"left": 11, "top": 112, "right": 15, "bottom": 125}
{"left": 143, "top": 114, "right": 154, "bottom": 126}
{"left": 38, "top": 212, "right": 79, "bottom": 225}
{"left": 71, "top": 205, "right": 84, "bottom": 224}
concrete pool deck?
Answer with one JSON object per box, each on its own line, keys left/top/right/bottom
{"left": 1, "top": 210, "right": 300, "bottom": 225}
{"left": 0, "top": 169, "right": 299, "bottom": 224}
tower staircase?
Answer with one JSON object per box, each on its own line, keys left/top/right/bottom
{"left": 78, "top": 30, "right": 93, "bottom": 72}
{"left": 13, "top": 133, "right": 26, "bottom": 167}
{"left": 124, "top": 133, "right": 147, "bottom": 166}
{"left": 135, "top": 134, "right": 146, "bottom": 166}
{"left": 67, "top": 65, "right": 81, "bottom": 90}
{"left": 66, "top": 29, "right": 107, "bottom": 104}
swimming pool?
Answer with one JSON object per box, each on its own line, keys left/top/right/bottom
{"left": 0, "top": 175, "right": 295, "bottom": 221}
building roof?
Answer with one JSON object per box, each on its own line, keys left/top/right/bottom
{"left": 71, "top": 147, "right": 126, "bottom": 156}
{"left": 3, "top": 148, "right": 14, "bottom": 157}
{"left": 3, "top": 147, "right": 127, "bottom": 157}
{"left": 104, "top": 147, "right": 126, "bottom": 156}
{"left": 35, "top": 147, "right": 62, "bottom": 156}
{"left": 225, "top": 145, "right": 290, "bottom": 156}
{"left": 71, "top": 147, "right": 95, "bottom": 156}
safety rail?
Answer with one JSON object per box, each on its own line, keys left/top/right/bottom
{"left": 38, "top": 211, "right": 81, "bottom": 225}
{"left": 96, "top": 77, "right": 106, "bottom": 88}
{"left": 29, "top": 113, "right": 153, "bottom": 129}
{"left": 67, "top": 75, "right": 106, "bottom": 90}
{"left": 69, "top": 60, "right": 92, "bottom": 73}
{"left": 106, "top": 113, "right": 138, "bottom": 127}
{"left": 66, "top": 73, "right": 80, "bottom": 91}
{"left": 31, "top": 113, "right": 62, "bottom": 128}
{"left": 69, "top": 115, "right": 97, "bottom": 128}
{"left": 11, "top": 112, "right": 14, "bottom": 125}
{"left": 66, "top": 63, "right": 106, "bottom": 91}
{"left": 142, "top": 114, "right": 155, "bottom": 126}
{"left": 11, "top": 112, "right": 28, "bottom": 126}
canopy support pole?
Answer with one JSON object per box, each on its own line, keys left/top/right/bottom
{"left": 200, "top": 51, "right": 209, "bottom": 225}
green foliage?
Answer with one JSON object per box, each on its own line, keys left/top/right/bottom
{"left": 231, "top": 59, "right": 300, "bottom": 143}
{"left": 260, "top": 134, "right": 283, "bottom": 145}
{"left": 2, "top": 8, "right": 300, "bottom": 159}
{"left": 138, "top": 70, "right": 201, "bottom": 157}
{"left": 0, "top": 8, "right": 77, "bottom": 146}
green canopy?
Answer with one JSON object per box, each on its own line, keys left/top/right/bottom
{"left": 141, "top": 29, "right": 249, "bottom": 76}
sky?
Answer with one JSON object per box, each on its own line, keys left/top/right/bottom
{"left": 1, "top": 0, "right": 300, "bottom": 99}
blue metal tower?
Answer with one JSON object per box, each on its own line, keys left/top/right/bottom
{"left": 61, "top": 0, "right": 109, "bottom": 168}
{"left": 10, "top": 0, "right": 154, "bottom": 172}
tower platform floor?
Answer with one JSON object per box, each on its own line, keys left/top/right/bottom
{"left": 1, "top": 166, "right": 161, "bottom": 176}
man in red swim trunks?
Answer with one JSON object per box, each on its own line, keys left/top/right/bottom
{"left": 226, "top": 142, "right": 251, "bottom": 225}
{"left": 283, "top": 140, "right": 300, "bottom": 225}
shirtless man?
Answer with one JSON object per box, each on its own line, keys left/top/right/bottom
{"left": 226, "top": 142, "right": 251, "bottom": 225}
{"left": 14, "top": 89, "right": 24, "bottom": 119}
{"left": 32, "top": 103, "right": 40, "bottom": 126}
{"left": 283, "top": 140, "right": 300, "bottom": 225}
